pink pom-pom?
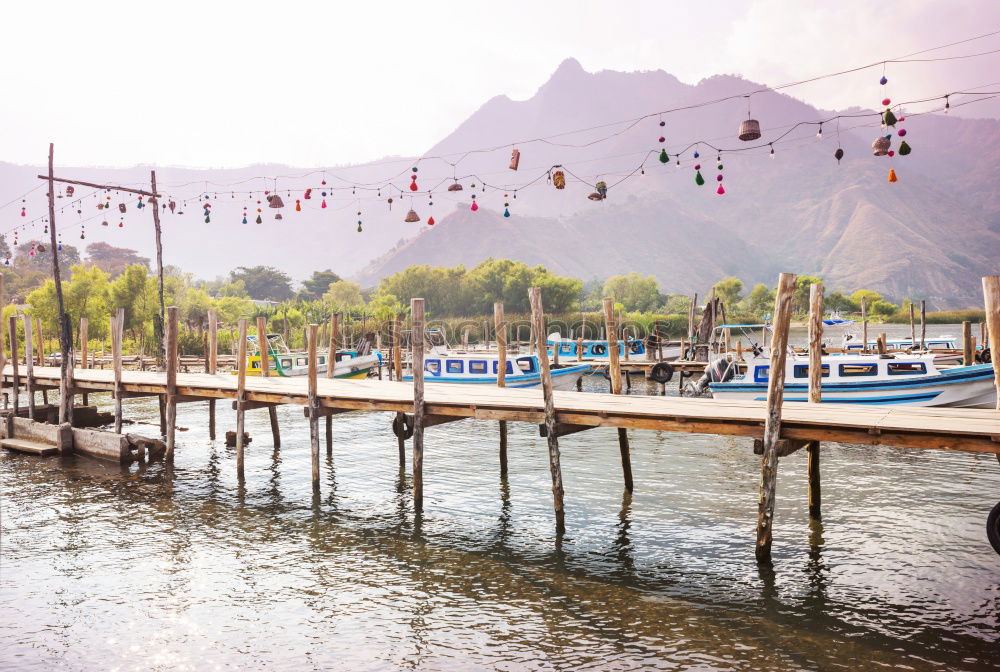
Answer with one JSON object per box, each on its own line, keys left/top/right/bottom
{"left": 882, "top": 98, "right": 891, "bottom": 106}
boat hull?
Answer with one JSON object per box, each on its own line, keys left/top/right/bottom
{"left": 710, "top": 365, "right": 997, "bottom": 407}
{"left": 405, "top": 364, "right": 589, "bottom": 389}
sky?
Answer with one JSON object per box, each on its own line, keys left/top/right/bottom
{"left": 1, "top": 0, "right": 998, "bottom": 169}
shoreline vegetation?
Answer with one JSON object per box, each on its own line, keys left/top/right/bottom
{"left": 3, "top": 243, "right": 984, "bottom": 356}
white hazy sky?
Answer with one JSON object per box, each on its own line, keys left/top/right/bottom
{"left": 1, "top": 0, "right": 998, "bottom": 168}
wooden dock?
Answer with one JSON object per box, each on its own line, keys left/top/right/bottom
{"left": 8, "top": 365, "right": 999, "bottom": 455}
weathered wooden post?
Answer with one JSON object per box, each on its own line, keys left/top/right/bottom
{"left": 235, "top": 319, "right": 248, "bottom": 480}
{"left": 165, "top": 306, "right": 179, "bottom": 459}
{"left": 531, "top": 286, "right": 565, "bottom": 531}
{"left": 494, "top": 301, "right": 508, "bottom": 476}
{"left": 919, "top": 300, "right": 926, "bottom": 350}
{"left": 411, "top": 298, "right": 426, "bottom": 511}
{"left": 756, "top": 272, "right": 797, "bottom": 565}
{"left": 963, "top": 321, "right": 973, "bottom": 366}
{"left": 80, "top": 317, "right": 89, "bottom": 406}
{"left": 391, "top": 313, "right": 404, "bottom": 466}
{"left": 877, "top": 332, "right": 887, "bottom": 356}
{"left": 603, "top": 297, "right": 633, "bottom": 492}
{"left": 909, "top": 303, "right": 916, "bottom": 348}
{"left": 860, "top": 296, "right": 868, "bottom": 354}
{"left": 22, "top": 315, "right": 35, "bottom": 420}
{"left": 326, "top": 312, "right": 340, "bottom": 456}
{"left": 208, "top": 309, "right": 218, "bottom": 440}
{"left": 112, "top": 310, "right": 124, "bottom": 433}
{"left": 307, "top": 323, "right": 320, "bottom": 492}
{"left": 257, "top": 316, "right": 281, "bottom": 448}
{"left": 8, "top": 317, "right": 19, "bottom": 415}
{"left": 982, "top": 277, "right": 1000, "bottom": 412}
{"left": 807, "top": 282, "right": 824, "bottom": 521}
{"left": 35, "top": 317, "right": 49, "bottom": 407}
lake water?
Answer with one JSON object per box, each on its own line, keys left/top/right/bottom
{"left": 2, "top": 324, "right": 998, "bottom": 671}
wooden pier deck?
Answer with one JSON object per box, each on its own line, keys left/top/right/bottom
{"left": 9, "top": 365, "right": 999, "bottom": 455}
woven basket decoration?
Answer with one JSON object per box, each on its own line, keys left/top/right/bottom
{"left": 872, "top": 136, "right": 891, "bottom": 156}
{"left": 738, "top": 119, "right": 761, "bottom": 142}
{"left": 404, "top": 209, "right": 420, "bottom": 223}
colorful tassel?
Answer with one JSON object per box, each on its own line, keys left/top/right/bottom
{"left": 888, "top": 169, "right": 898, "bottom": 183}
{"left": 695, "top": 171, "right": 705, "bottom": 186}
{"left": 321, "top": 200, "right": 327, "bottom": 208}
{"left": 898, "top": 141, "right": 911, "bottom": 156}
{"left": 883, "top": 109, "right": 897, "bottom": 126}
{"left": 410, "top": 175, "right": 419, "bottom": 191}
{"left": 295, "top": 200, "right": 301, "bottom": 211}
{"left": 717, "top": 184, "right": 725, "bottom": 195}
{"left": 427, "top": 216, "right": 435, "bottom": 226}
{"left": 256, "top": 214, "right": 262, "bottom": 224}
{"left": 659, "top": 149, "right": 669, "bottom": 163}
{"left": 471, "top": 200, "right": 478, "bottom": 212}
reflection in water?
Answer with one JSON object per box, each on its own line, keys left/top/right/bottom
{"left": 1, "top": 371, "right": 999, "bottom": 671}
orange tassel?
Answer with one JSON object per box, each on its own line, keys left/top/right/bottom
{"left": 295, "top": 200, "right": 301, "bottom": 211}
{"left": 888, "top": 169, "right": 898, "bottom": 183}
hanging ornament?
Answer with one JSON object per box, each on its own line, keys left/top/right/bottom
{"left": 717, "top": 183, "right": 725, "bottom": 195}
{"left": 274, "top": 213, "right": 283, "bottom": 220}
{"left": 738, "top": 118, "right": 761, "bottom": 142}
{"left": 295, "top": 199, "right": 301, "bottom": 211}
{"left": 552, "top": 170, "right": 566, "bottom": 189}
{"left": 596, "top": 181, "right": 607, "bottom": 200}
{"left": 448, "top": 182, "right": 463, "bottom": 192}
{"left": 888, "top": 169, "right": 898, "bottom": 183}
{"left": 387, "top": 197, "right": 394, "bottom": 210}
{"left": 880, "top": 75, "right": 888, "bottom": 85}
{"left": 268, "top": 194, "right": 285, "bottom": 208}
{"left": 676, "top": 158, "right": 681, "bottom": 168}
{"left": 321, "top": 178, "right": 327, "bottom": 185}
{"left": 888, "top": 150, "right": 895, "bottom": 157}
{"left": 587, "top": 192, "right": 602, "bottom": 201}
{"left": 659, "top": 149, "right": 669, "bottom": 163}
{"left": 883, "top": 109, "right": 897, "bottom": 127}
{"left": 97, "top": 202, "right": 105, "bottom": 210}
{"left": 242, "top": 216, "right": 248, "bottom": 224}
{"left": 834, "top": 147, "right": 844, "bottom": 163}
{"left": 20, "top": 207, "right": 26, "bottom": 217}
{"left": 470, "top": 194, "right": 479, "bottom": 211}
{"left": 509, "top": 148, "right": 520, "bottom": 171}
{"left": 427, "top": 216, "right": 435, "bottom": 226}
{"left": 695, "top": 170, "right": 705, "bottom": 186}
{"left": 101, "top": 220, "right": 109, "bottom": 227}
{"left": 872, "top": 136, "right": 891, "bottom": 156}
{"left": 118, "top": 219, "right": 124, "bottom": 228}
{"left": 503, "top": 200, "right": 510, "bottom": 217}
{"left": 693, "top": 151, "right": 700, "bottom": 158}
{"left": 136, "top": 196, "right": 145, "bottom": 209}
{"left": 658, "top": 136, "right": 665, "bottom": 144}
{"left": 881, "top": 98, "right": 891, "bottom": 107}
{"left": 409, "top": 174, "right": 419, "bottom": 192}
{"left": 256, "top": 214, "right": 262, "bottom": 224}
{"left": 321, "top": 198, "right": 327, "bottom": 208}
{"left": 404, "top": 208, "right": 420, "bottom": 223}
{"left": 168, "top": 200, "right": 176, "bottom": 213}
{"left": 66, "top": 186, "right": 74, "bottom": 197}
{"left": 898, "top": 141, "right": 912, "bottom": 156}
{"left": 304, "top": 188, "right": 312, "bottom": 200}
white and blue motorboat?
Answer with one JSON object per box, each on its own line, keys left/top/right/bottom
{"left": 708, "top": 352, "right": 995, "bottom": 407}
{"left": 404, "top": 351, "right": 590, "bottom": 390}
{"left": 546, "top": 333, "right": 681, "bottom": 361}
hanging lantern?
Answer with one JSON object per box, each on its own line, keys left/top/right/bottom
{"left": 595, "top": 181, "right": 607, "bottom": 199}
{"left": 888, "top": 169, "right": 898, "bottom": 183}
{"left": 404, "top": 208, "right": 420, "bottom": 223}
{"left": 872, "top": 136, "right": 891, "bottom": 156}
{"left": 738, "top": 119, "right": 761, "bottom": 141}
{"left": 509, "top": 148, "right": 520, "bottom": 171}
{"left": 552, "top": 170, "right": 566, "bottom": 189}
{"left": 427, "top": 216, "right": 435, "bottom": 226}
{"left": 447, "top": 182, "right": 463, "bottom": 192}
{"left": 834, "top": 148, "right": 844, "bottom": 163}
{"left": 268, "top": 194, "right": 285, "bottom": 208}
{"left": 659, "top": 149, "right": 669, "bottom": 163}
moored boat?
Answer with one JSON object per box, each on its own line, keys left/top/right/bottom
{"left": 241, "top": 333, "right": 379, "bottom": 379}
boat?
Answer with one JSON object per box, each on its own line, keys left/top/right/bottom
{"left": 546, "top": 332, "right": 681, "bottom": 361}
{"left": 401, "top": 329, "right": 590, "bottom": 389}
{"left": 241, "top": 333, "right": 380, "bottom": 379}
{"left": 707, "top": 352, "right": 996, "bottom": 407}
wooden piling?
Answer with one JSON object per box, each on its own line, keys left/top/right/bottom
{"left": 112, "top": 310, "right": 123, "bottom": 433}
{"left": 860, "top": 296, "right": 868, "bottom": 354}
{"left": 963, "top": 321, "right": 973, "bottom": 366}
{"left": 391, "top": 313, "right": 404, "bottom": 466}
{"left": 8, "top": 317, "right": 19, "bottom": 415}
{"left": 603, "top": 297, "right": 633, "bottom": 492}
{"left": 257, "top": 316, "right": 281, "bottom": 448}
{"left": 235, "top": 318, "right": 248, "bottom": 479}
{"left": 494, "top": 302, "right": 508, "bottom": 477}
{"left": 208, "top": 309, "right": 218, "bottom": 440}
{"left": 755, "top": 272, "right": 797, "bottom": 565}
{"left": 165, "top": 306, "right": 178, "bottom": 460}
{"left": 307, "top": 323, "right": 320, "bottom": 492}
{"left": 23, "top": 315, "right": 35, "bottom": 420}
{"left": 909, "top": 303, "right": 916, "bottom": 349}
{"left": 877, "top": 332, "right": 887, "bottom": 356}
{"left": 411, "top": 298, "right": 426, "bottom": 511}
{"left": 982, "top": 276, "right": 1000, "bottom": 411}
{"left": 920, "top": 300, "right": 926, "bottom": 350}
{"left": 327, "top": 313, "right": 340, "bottom": 456}
{"left": 807, "top": 282, "right": 823, "bottom": 521}
{"left": 531, "top": 287, "right": 565, "bottom": 531}
{"left": 35, "top": 318, "right": 49, "bottom": 406}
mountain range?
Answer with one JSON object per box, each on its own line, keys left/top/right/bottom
{"left": 2, "top": 58, "right": 997, "bottom": 308}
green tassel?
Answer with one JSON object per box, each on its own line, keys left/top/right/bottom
{"left": 695, "top": 171, "right": 705, "bottom": 186}
{"left": 898, "top": 141, "right": 911, "bottom": 156}
{"left": 883, "top": 109, "right": 897, "bottom": 126}
{"left": 204, "top": 215, "right": 210, "bottom": 224}
{"left": 659, "top": 149, "right": 669, "bottom": 163}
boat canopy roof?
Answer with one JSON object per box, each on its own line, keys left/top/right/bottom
{"left": 716, "top": 323, "right": 768, "bottom": 329}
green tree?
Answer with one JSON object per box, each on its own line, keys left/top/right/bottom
{"left": 26, "top": 264, "right": 111, "bottom": 338}
{"left": 85, "top": 242, "right": 149, "bottom": 277}
{"left": 793, "top": 276, "right": 823, "bottom": 313}
{"left": 743, "top": 283, "right": 776, "bottom": 318}
{"left": 825, "top": 291, "right": 858, "bottom": 312}
{"left": 850, "top": 289, "right": 883, "bottom": 308}
{"left": 323, "top": 280, "right": 364, "bottom": 308}
{"left": 229, "top": 265, "right": 294, "bottom": 301}
{"left": 603, "top": 273, "right": 661, "bottom": 312}
{"left": 216, "top": 296, "right": 255, "bottom": 325}
{"left": 110, "top": 264, "right": 158, "bottom": 342}
{"left": 299, "top": 269, "right": 342, "bottom": 301}
{"left": 712, "top": 277, "right": 744, "bottom": 310}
